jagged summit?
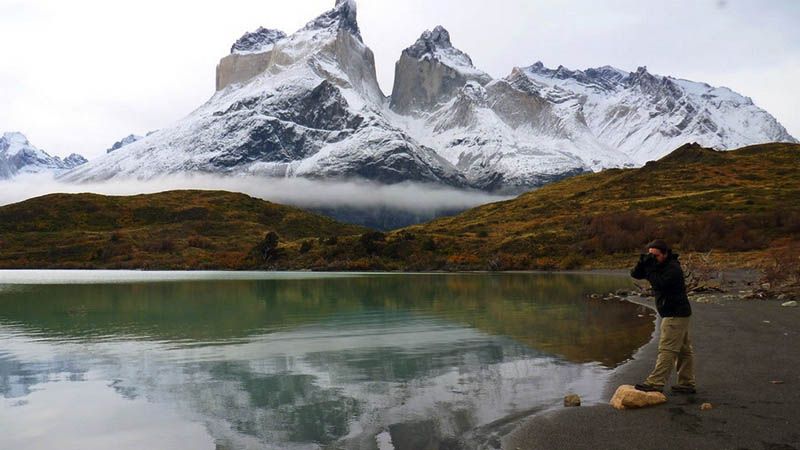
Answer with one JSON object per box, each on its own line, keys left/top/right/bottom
{"left": 106, "top": 134, "right": 144, "bottom": 154}
{"left": 1, "top": 132, "right": 86, "bottom": 179}
{"left": 390, "top": 26, "right": 490, "bottom": 114}
{"left": 302, "top": 0, "right": 361, "bottom": 41}
{"left": 402, "top": 25, "right": 487, "bottom": 79}
{"left": 230, "top": 27, "right": 287, "bottom": 54}
{"left": 405, "top": 26, "right": 455, "bottom": 58}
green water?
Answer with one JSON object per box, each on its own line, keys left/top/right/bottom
{"left": 0, "top": 271, "right": 654, "bottom": 449}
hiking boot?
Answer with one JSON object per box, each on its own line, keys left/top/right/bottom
{"left": 634, "top": 383, "right": 663, "bottom": 393}
{"left": 671, "top": 385, "right": 697, "bottom": 394}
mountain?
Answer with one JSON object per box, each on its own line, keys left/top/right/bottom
{"left": 388, "top": 27, "right": 633, "bottom": 191}
{"left": 520, "top": 63, "right": 797, "bottom": 164}
{"left": 60, "top": 0, "right": 796, "bottom": 193}
{"left": 0, "top": 132, "right": 87, "bottom": 179}
{"left": 63, "top": 0, "right": 465, "bottom": 188}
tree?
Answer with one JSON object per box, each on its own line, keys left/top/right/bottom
{"left": 257, "top": 231, "right": 280, "bottom": 262}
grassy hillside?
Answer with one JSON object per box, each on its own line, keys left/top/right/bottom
{"left": 0, "top": 190, "right": 368, "bottom": 269}
{"left": 0, "top": 142, "right": 797, "bottom": 271}
{"left": 279, "top": 142, "right": 800, "bottom": 271}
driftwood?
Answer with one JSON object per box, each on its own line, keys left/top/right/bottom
{"left": 683, "top": 251, "right": 723, "bottom": 294}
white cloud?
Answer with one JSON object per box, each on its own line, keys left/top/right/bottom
{"left": 0, "top": 173, "right": 512, "bottom": 213}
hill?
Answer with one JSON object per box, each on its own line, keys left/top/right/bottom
{"left": 0, "top": 142, "right": 797, "bottom": 271}
{"left": 281, "top": 142, "right": 800, "bottom": 270}
{"left": 0, "top": 190, "right": 368, "bottom": 269}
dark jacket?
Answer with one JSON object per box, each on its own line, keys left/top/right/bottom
{"left": 631, "top": 253, "right": 692, "bottom": 317}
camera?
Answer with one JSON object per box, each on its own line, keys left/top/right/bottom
{"left": 639, "top": 253, "right": 657, "bottom": 266}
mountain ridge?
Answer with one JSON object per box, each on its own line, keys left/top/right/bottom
{"left": 58, "top": 0, "right": 796, "bottom": 193}
{"left": 0, "top": 132, "right": 87, "bottom": 179}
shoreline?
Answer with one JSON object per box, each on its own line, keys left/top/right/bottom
{"left": 501, "top": 271, "right": 800, "bottom": 450}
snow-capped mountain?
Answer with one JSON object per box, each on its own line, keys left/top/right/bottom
{"left": 388, "top": 27, "right": 633, "bottom": 191}
{"left": 64, "top": 0, "right": 466, "bottom": 187}
{"left": 520, "top": 63, "right": 797, "bottom": 164}
{"left": 0, "top": 132, "right": 87, "bottom": 179}
{"left": 61, "top": 0, "right": 796, "bottom": 193}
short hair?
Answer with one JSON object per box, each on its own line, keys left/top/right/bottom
{"left": 647, "top": 239, "right": 670, "bottom": 254}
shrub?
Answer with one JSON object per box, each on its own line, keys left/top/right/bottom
{"left": 254, "top": 231, "right": 280, "bottom": 262}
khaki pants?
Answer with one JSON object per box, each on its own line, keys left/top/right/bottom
{"left": 645, "top": 316, "right": 695, "bottom": 388}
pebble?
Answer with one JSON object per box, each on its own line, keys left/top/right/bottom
{"left": 700, "top": 403, "right": 713, "bottom": 411}
{"left": 782, "top": 301, "right": 798, "bottom": 307}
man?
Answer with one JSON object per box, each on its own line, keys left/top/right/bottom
{"left": 630, "top": 239, "right": 696, "bottom": 394}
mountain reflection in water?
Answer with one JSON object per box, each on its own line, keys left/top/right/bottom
{"left": 0, "top": 271, "right": 653, "bottom": 449}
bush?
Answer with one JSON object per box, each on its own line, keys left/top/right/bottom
{"left": 299, "top": 240, "right": 313, "bottom": 254}
{"left": 187, "top": 235, "right": 214, "bottom": 249}
{"left": 760, "top": 242, "right": 800, "bottom": 294}
{"left": 580, "top": 211, "right": 657, "bottom": 254}
{"left": 359, "top": 232, "right": 386, "bottom": 255}
{"left": 255, "top": 231, "right": 280, "bottom": 262}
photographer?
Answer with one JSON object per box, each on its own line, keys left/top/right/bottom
{"left": 630, "top": 239, "right": 696, "bottom": 394}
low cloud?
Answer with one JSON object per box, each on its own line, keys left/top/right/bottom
{"left": 0, "top": 173, "right": 512, "bottom": 213}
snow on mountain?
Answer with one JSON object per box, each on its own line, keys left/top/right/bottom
{"left": 230, "top": 27, "right": 287, "bottom": 55}
{"left": 521, "top": 63, "right": 797, "bottom": 164}
{"left": 0, "top": 132, "right": 87, "bottom": 179}
{"left": 106, "top": 134, "right": 144, "bottom": 154}
{"left": 60, "top": 0, "right": 796, "bottom": 193}
{"left": 63, "top": 0, "right": 465, "bottom": 188}
{"left": 387, "top": 28, "right": 633, "bottom": 191}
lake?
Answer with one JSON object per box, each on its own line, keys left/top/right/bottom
{"left": 0, "top": 271, "right": 654, "bottom": 449}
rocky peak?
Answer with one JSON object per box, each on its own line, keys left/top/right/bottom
{"left": 230, "top": 27, "right": 287, "bottom": 54}
{"left": 627, "top": 66, "right": 682, "bottom": 99}
{"left": 63, "top": 153, "right": 89, "bottom": 168}
{"left": 0, "top": 131, "right": 87, "bottom": 178}
{"left": 1, "top": 132, "right": 29, "bottom": 152}
{"left": 627, "top": 66, "right": 660, "bottom": 87}
{"left": 390, "top": 25, "right": 490, "bottom": 114}
{"left": 405, "top": 26, "right": 455, "bottom": 59}
{"left": 302, "top": 0, "right": 361, "bottom": 41}
{"left": 106, "top": 134, "right": 144, "bottom": 154}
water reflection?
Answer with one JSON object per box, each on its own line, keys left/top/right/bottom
{"left": 0, "top": 272, "right": 653, "bottom": 449}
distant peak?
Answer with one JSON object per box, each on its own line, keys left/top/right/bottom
{"left": 230, "top": 27, "right": 287, "bottom": 54}
{"left": 2, "top": 131, "right": 29, "bottom": 145}
{"left": 302, "top": 0, "right": 362, "bottom": 41}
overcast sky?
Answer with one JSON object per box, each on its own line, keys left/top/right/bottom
{"left": 1, "top": 0, "right": 798, "bottom": 159}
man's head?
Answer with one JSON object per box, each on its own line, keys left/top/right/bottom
{"left": 646, "top": 239, "right": 670, "bottom": 264}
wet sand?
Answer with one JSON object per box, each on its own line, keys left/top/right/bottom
{"left": 503, "top": 281, "right": 800, "bottom": 450}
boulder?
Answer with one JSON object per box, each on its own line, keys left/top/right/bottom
{"left": 610, "top": 385, "right": 667, "bottom": 410}
{"left": 564, "top": 394, "right": 581, "bottom": 407}
{"left": 781, "top": 301, "right": 798, "bottom": 307}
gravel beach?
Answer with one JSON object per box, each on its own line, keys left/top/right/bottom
{"left": 503, "top": 275, "right": 800, "bottom": 450}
